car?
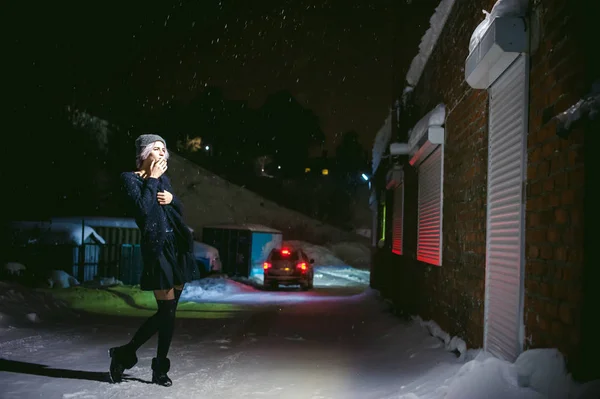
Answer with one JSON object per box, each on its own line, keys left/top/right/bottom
{"left": 193, "top": 241, "right": 222, "bottom": 277}
{"left": 263, "top": 247, "right": 315, "bottom": 290}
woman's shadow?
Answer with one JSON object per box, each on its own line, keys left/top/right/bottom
{"left": 0, "top": 358, "right": 152, "bottom": 384}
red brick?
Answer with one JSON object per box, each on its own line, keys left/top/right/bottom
{"left": 567, "top": 248, "right": 583, "bottom": 263}
{"left": 561, "top": 190, "right": 575, "bottom": 205}
{"left": 559, "top": 304, "right": 572, "bottom": 325}
{"left": 548, "top": 194, "right": 561, "bottom": 207}
{"left": 540, "top": 245, "right": 552, "bottom": 260}
{"left": 546, "top": 302, "right": 558, "bottom": 318}
{"left": 567, "top": 149, "right": 581, "bottom": 167}
{"left": 540, "top": 282, "right": 551, "bottom": 297}
{"left": 537, "top": 161, "right": 550, "bottom": 179}
{"left": 528, "top": 245, "right": 540, "bottom": 259}
{"left": 530, "top": 182, "right": 543, "bottom": 196}
{"left": 567, "top": 287, "right": 583, "bottom": 304}
{"left": 527, "top": 279, "right": 541, "bottom": 294}
{"left": 528, "top": 213, "right": 541, "bottom": 227}
{"left": 529, "top": 147, "right": 543, "bottom": 164}
{"left": 551, "top": 321, "right": 564, "bottom": 340}
{"left": 543, "top": 178, "right": 554, "bottom": 192}
{"left": 570, "top": 208, "right": 582, "bottom": 226}
{"left": 553, "top": 283, "right": 569, "bottom": 301}
{"left": 554, "top": 247, "right": 568, "bottom": 262}
{"left": 554, "top": 173, "right": 568, "bottom": 189}
{"left": 568, "top": 168, "right": 584, "bottom": 188}
{"left": 554, "top": 208, "right": 568, "bottom": 224}
{"left": 550, "top": 156, "right": 566, "bottom": 174}
{"left": 546, "top": 228, "right": 560, "bottom": 243}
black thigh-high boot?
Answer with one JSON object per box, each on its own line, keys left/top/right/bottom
{"left": 109, "top": 289, "right": 183, "bottom": 383}
{"left": 152, "top": 298, "right": 178, "bottom": 386}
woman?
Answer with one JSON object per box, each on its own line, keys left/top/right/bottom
{"left": 109, "top": 134, "right": 198, "bottom": 386}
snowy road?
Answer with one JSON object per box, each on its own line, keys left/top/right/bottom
{"left": 1, "top": 276, "right": 597, "bottom": 399}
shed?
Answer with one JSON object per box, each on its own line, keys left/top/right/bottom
{"left": 9, "top": 221, "right": 105, "bottom": 282}
{"left": 51, "top": 217, "right": 142, "bottom": 285}
{"left": 202, "top": 224, "right": 283, "bottom": 277}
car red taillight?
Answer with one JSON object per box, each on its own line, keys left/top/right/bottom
{"left": 296, "top": 262, "right": 307, "bottom": 271}
{"left": 263, "top": 262, "right": 272, "bottom": 270}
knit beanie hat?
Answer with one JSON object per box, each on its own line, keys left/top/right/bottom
{"left": 135, "top": 134, "right": 167, "bottom": 156}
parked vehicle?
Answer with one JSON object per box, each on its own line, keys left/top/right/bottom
{"left": 263, "top": 247, "right": 314, "bottom": 290}
{"left": 202, "top": 224, "right": 283, "bottom": 277}
{"left": 193, "top": 241, "right": 222, "bottom": 277}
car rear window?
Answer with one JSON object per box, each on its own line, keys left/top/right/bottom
{"left": 270, "top": 250, "right": 300, "bottom": 261}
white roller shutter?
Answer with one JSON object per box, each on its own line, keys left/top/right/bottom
{"left": 392, "top": 182, "right": 404, "bottom": 255}
{"left": 417, "top": 146, "right": 443, "bottom": 266}
{"left": 484, "top": 55, "right": 528, "bottom": 361}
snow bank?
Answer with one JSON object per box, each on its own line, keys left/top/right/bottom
{"left": 0, "top": 281, "right": 76, "bottom": 327}
{"left": 413, "top": 316, "right": 467, "bottom": 359}
{"left": 468, "top": 0, "right": 529, "bottom": 54}
{"left": 407, "top": 315, "right": 600, "bottom": 399}
{"left": 326, "top": 241, "right": 371, "bottom": 269}
{"left": 406, "top": 0, "right": 457, "bottom": 86}
{"left": 181, "top": 277, "right": 256, "bottom": 302}
{"left": 47, "top": 270, "right": 80, "bottom": 289}
{"left": 283, "top": 240, "right": 348, "bottom": 267}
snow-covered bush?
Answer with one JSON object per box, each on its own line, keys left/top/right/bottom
{"left": 47, "top": 270, "right": 80, "bottom": 289}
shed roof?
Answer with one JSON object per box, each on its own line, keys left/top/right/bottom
{"left": 51, "top": 216, "right": 138, "bottom": 229}
{"left": 10, "top": 221, "right": 106, "bottom": 245}
{"left": 203, "top": 223, "right": 282, "bottom": 234}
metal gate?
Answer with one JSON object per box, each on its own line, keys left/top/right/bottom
{"left": 484, "top": 55, "right": 528, "bottom": 361}
{"left": 392, "top": 181, "right": 405, "bottom": 255}
{"left": 417, "top": 146, "right": 443, "bottom": 266}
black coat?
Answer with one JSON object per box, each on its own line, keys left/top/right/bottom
{"left": 120, "top": 172, "right": 198, "bottom": 289}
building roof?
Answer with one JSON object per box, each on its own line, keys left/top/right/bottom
{"left": 203, "top": 223, "right": 282, "bottom": 234}
{"left": 51, "top": 216, "right": 138, "bottom": 229}
{"left": 9, "top": 221, "right": 106, "bottom": 245}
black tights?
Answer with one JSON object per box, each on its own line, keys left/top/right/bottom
{"left": 126, "top": 289, "right": 182, "bottom": 359}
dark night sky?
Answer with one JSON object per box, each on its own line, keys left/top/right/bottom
{"left": 8, "top": 0, "right": 401, "bottom": 155}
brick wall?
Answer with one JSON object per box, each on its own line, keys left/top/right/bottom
{"left": 378, "top": 0, "right": 591, "bottom": 372}
{"left": 524, "top": 0, "right": 589, "bottom": 372}
{"left": 380, "top": 0, "right": 495, "bottom": 349}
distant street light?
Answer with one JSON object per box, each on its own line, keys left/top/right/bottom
{"left": 205, "top": 145, "right": 210, "bottom": 151}
{"left": 361, "top": 173, "right": 369, "bottom": 181}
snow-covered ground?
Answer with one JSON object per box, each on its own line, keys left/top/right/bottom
{"left": 1, "top": 242, "right": 598, "bottom": 399}
{"left": 1, "top": 276, "right": 599, "bottom": 399}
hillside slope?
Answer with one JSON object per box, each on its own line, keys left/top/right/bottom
{"left": 166, "top": 153, "right": 369, "bottom": 245}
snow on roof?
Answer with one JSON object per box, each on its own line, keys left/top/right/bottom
{"left": 10, "top": 221, "right": 106, "bottom": 245}
{"left": 193, "top": 241, "right": 219, "bottom": 258}
{"left": 203, "top": 223, "right": 282, "bottom": 234}
{"left": 468, "top": 0, "right": 529, "bottom": 54}
{"left": 371, "top": 110, "right": 393, "bottom": 174}
{"left": 408, "top": 103, "right": 446, "bottom": 149}
{"left": 405, "top": 0, "right": 456, "bottom": 87}
{"left": 51, "top": 216, "right": 138, "bottom": 229}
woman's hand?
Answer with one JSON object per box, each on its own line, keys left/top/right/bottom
{"left": 157, "top": 190, "right": 173, "bottom": 205}
{"left": 150, "top": 159, "right": 168, "bottom": 179}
